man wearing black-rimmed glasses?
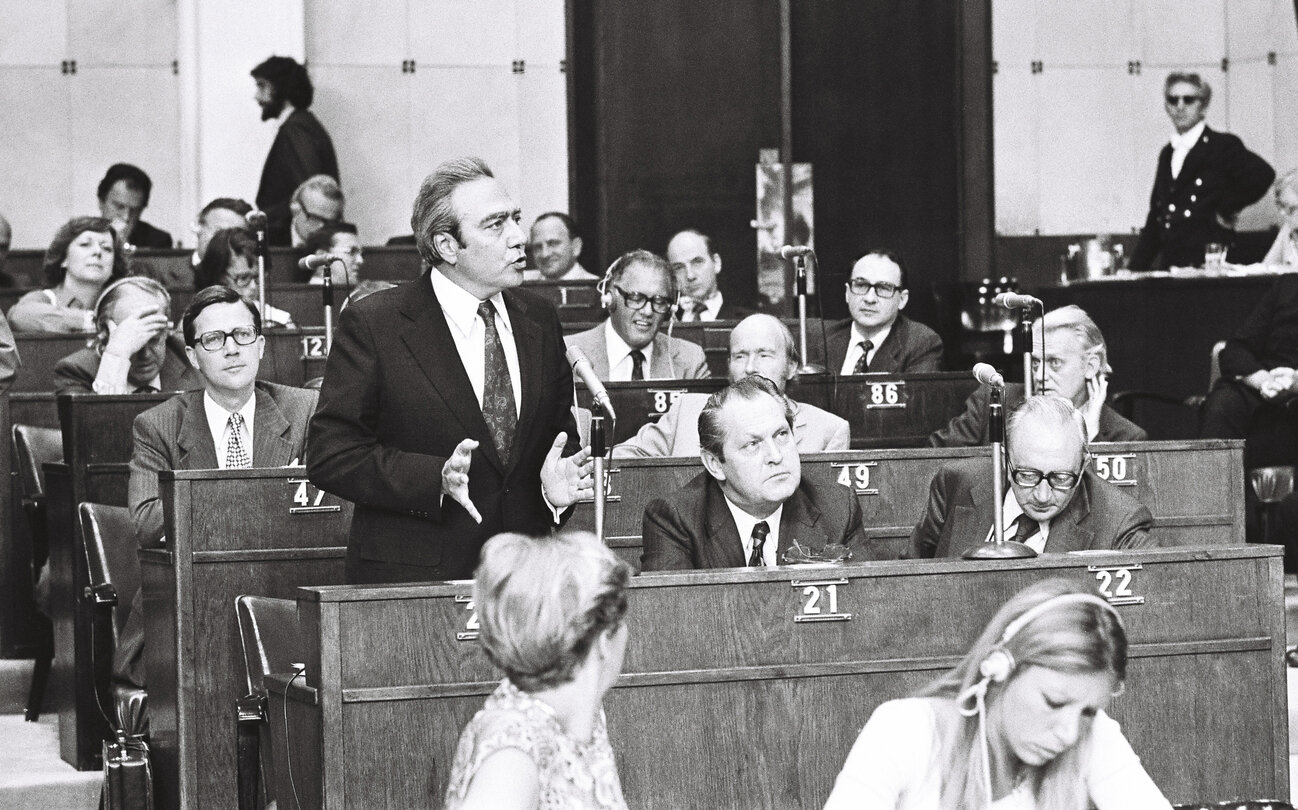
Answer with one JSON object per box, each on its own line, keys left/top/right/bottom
{"left": 905, "top": 396, "right": 1152, "bottom": 559}
{"left": 1129, "top": 72, "right": 1273, "bottom": 272}
{"left": 564, "top": 249, "right": 709, "bottom": 380}
{"left": 812, "top": 249, "right": 943, "bottom": 375}
{"left": 115, "top": 285, "right": 317, "bottom": 689}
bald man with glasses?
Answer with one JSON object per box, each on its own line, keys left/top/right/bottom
{"left": 905, "top": 396, "right": 1152, "bottom": 559}
{"left": 1129, "top": 72, "right": 1274, "bottom": 272}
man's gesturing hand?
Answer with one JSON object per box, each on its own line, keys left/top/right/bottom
{"left": 441, "top": 438, "right": 482, "bottom": 524}
{"left": 540, "top": 432, "right": 594, "bottom": 509}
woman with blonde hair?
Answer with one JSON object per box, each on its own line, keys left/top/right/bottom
{"left": 445, "top": 531, "right": 631, "bottom": 810}
{"left": 824, "top": 579, "right": 1171, "bottom": 809}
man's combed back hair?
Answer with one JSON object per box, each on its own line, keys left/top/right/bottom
{"left": 1042, "top": 304, "right": 1112, "bottom": 375}
{"left": 199, "top": 197, "right": 253, "bottom": 221}
{"left": 1007, "top": 394, "right": 1088, "bottom": 453}
{"left": 97, "top": 163, "right": 153, "bottom": 205}
{"left": 697, "top": 374, "right": 794, "bottom": 462}
{"left": 534, "top": 211, "right": 579, "bottom": 240}
{"left": 855, "top": 248, "right": 909, "bottom": 289}
{"left": 411, "top": 157, "right": 494, "bottom": 267}
{"left": 251, "top": 56, "right": 315, "bottom": 109}
{"left": 473, "top": 532, "right": 630, "bottom": 692}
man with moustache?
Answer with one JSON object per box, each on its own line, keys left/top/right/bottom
{"left": 640, "top": 375, "right": 866, "bottom": 571}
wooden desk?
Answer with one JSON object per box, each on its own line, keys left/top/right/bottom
{"left": 267, "top": 546, "right": 1286, "bottom": 808}
{"left": 521, "top": 279, "right": 604, "bottom": 324}
{"left": 578, "top": 372, "right": 978, "bottom": 449}
{"left": 141, "top": 469, "right": 350, "bottom": 810}
{"left": 45, "top": 393, "right": 169, "bottom": 768}
{"left": 572, "top": 440, "right": 1244, "bottom": 567}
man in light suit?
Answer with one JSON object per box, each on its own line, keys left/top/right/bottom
{"left": 615, "top": 313, "right": 849, "bottom": 457}
{"left": 906, "top": 396, "right": 1153, "bottom": 559}
{"left": 308, "top": 157, "right": 592, "bottom": 584}
{"left": 118, "top": 285, "right": 318, "bottom": 687}
{"left": 564, "top": 249, "right": 709, "bottom": 381}
{"left": 812, "top": 249, "right": 943, "bottom": 375}
{"left": 641, "top": 375, "right": 866, "bottom": 571}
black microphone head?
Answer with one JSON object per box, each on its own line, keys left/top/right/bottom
{"left": 245, "top": 209, "right": 267, "bottom": 228}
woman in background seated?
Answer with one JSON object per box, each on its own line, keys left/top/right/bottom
{"left": 1263, "top": 168, "right": 1298, "bottom": 267}
{"left": 194, "top": 227, "right": 295, "bottom": 328}
{"left": 445, "top": 531, "right": 630, "bottom": 810}
{"left": 9, "top": 216, "right": 128, "bottom": 332}
{"left": 824, "top": 579, "right": 1170, "bottom": 810}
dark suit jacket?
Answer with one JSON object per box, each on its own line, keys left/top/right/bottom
{"left": 813, "top": 314, "right": 943, "bottom": 375}
{"left": 127, "top": 220, "right": 173, "bottom": 250}
{"left": 1130, "top": 125, "right": 1274, "bottom": 271}
{"left": 307, "top": 274, "right": 579, "bottom": 581}
{"left": 904, "top": 458, "right": 1154, "bottom": 559}
{"left": 255, "top": 108, "right": 340, "bottom": 247}
{"left": 641, "top": 470, "right": 867, "bottom": 571}
{"left": 1218, "top": 274, "right": 1298, "bottom": 378}
{"left": 928, "top": 383, "right": 1146, "bottom": 447}
{"left": 52, "top": 335, "right": 203, "bottom": 395}
{"left": 114, "top": 381, "right": 318, "bottom": 687}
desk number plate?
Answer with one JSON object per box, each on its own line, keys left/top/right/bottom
{"left": 1088, "top": 564, "right": 1144, "bottom": 606}
{"left": 792, "top": 578, "right": 853, "bottom": 623}
{"left": 300, "top": 335, "right": 328, "bottom": 360}
{"left": 864, "top": 381, "right": 907, "bottom": 410}
{"left": 831, "top": 462, "right": 879, "bottom": 495}
{"left": 454, "top": 595, "right": 479, "bottom": 642}
{"left": 1093, "top": 453, "right": 1137, "bottom": 487}
{"left": 286, "top": 479, "right": 341, "bottom": 514}
{"left": 648, "top": 389, "right": 686, "bottom": 416}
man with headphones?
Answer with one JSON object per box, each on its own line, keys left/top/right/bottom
{"left": 53, "top": 276, "right": 201, "bottom": 395}
{"left": 906, "top": 395, "right": 1153, "bottom": 558}
{"left": 564, "top": 249, "right": 709, "bottom": 380}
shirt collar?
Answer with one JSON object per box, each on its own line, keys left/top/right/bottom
{"left": 603, "top": 319, "right": 652, "bottom": 368}
{"left": 430, "top": 269, "right": 513, "bottom": 338}
{"left": 203, "top": 389, "right": 257, "bottom": 441}
{"left": 850, "top": 320, "right": 893, "bottom": 352}
{"left": 722, "top": 495, "right": 784, "bottom": 560}
{"left": 1000, "top": 487, "right": 1051, "bottom": 550}
{"left": 1170, "top": 120, "right": 1206, "bottom": 150}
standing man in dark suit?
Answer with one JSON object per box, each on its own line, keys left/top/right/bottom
{"left": 813, "top": 249, "right": 943, "bottom": 375}
{"left": 1129, "top": 72, "right": 1274, "bottom": 271}
{"left": 907, "top": 396, "right": 1153, "bottom": 559}
{"left": 116, "top": 285, "right": 317, "bottom": 687}
{"left": 252, "top": 56, "right": 340, "bottom": 248}
{"left": 641, "top": 375, "right": 866, "bottom": 571}
{"left": 308, "top": 157, "right": 593, "bottom": 584}
{"left": 666, "top": 229, "right": 747, "bottom": 321}
{"left": 930, "top": 305, "right": 1145, "bottom": 447}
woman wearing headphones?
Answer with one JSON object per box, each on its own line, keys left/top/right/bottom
{"left": 824, "top": 579, "right": 1171, "bottom": 809}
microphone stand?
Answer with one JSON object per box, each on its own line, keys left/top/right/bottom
{"left": 253, "top": 220, "right": 269, "bottom": 321}
{"left": 963, "top": 384, "right": 1036, "bottom": 559}
{"left": 321, "top": 272, "right": 334, "bottom": 354}
{"left": 1017, "top": 308, "right": 1036, "bottom": 395}
{"left": 590, "top": 404, "right": 608, "bottom": 542}
{"left": 793, "top": 253, "right": 825, "bottom": 375}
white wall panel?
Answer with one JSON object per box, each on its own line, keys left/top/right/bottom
{"left": 992, "top": 68, "right": 1039, "bottom": 235}
{"left": 411, "top": 0, "right": 518, "bottom": 66}
{"left": 305, "top": 0, "right": 407, "bottom": 68}
{"left": 516, "top": 65, "right": 569, "bottom": 224}
{"left": 67, "top": 0, "right": 175, "bottom": 66}
{"left": 0, "top": 68, "right": 71, "bottom": 248}
{"left": 409, "top": 66, "right": 521, "bottom": 189}
{"left": 1035, "top": 0, "right": 1132, "bottom": 67}
{"left": 0, "top": 1, "right": 68, "bottom": 66}
{"left": 1137, "top": 0, "right": 1225, "bottom": 66}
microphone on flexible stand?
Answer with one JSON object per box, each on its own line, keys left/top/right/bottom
{"left": 300, "top": 255, "right": 341, "bottom": 354}
{"left": 963, "top": 363, "right": 1036, "bottom": 560}
{"left": 993, "top": 292, "right": 1045, "bottom": 396}
{"left": 246, "top": 210, "right": 269, "bottom": 318}
{"left": 566, "top": 346, "right": 614, "bottom": 541}
{"left": 992, "top": 292, "right": 1042, "bottom": 310}
{"left": 781, "top": 245, "right": 826, "bottom": 375}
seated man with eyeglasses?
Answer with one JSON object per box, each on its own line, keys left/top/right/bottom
{"left": 905, "top": 395, "right": 1153, "bottom": 559}
{"left": 564, "top": 249, "right": 709, "bottom": 380}
{"left": 811, "top": 250, "right": 943, "bottom": 375}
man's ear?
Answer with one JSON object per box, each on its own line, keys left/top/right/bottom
{"left": 1083, "top": 350, "right": 1102, "bottom": 380}
{"left": 701, "top": 449, "right": 726, "bottom": 482}
{"left": 433, "top": 232, "right": 459, "bottom": 265}
{"left": 897, "top": 289, "right": 910, "bottom": 311}
{"left": 184, "top": 344, "right": 198, "bottom": 370}
{"left": 571, "top": 235, "right": 583, "bottom": 258}
{"left": 713, "top": 253, "right": 722, "bottom": 275}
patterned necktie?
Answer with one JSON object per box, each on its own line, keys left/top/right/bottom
{"left": 478, "top": 300, "right": 517, "bottom": 462}
{"left": 1011, "top": 514, "right": 1039, "bottom": 545}
{"left": 630, "top": 349, "right": 646, "bottom": 381}
{"left": 852, "top": 340, "right": 874, "bottom": 374}
{"left": 748, "top": 520, "right": 770, "bottom": 567}
{"left": 226, "top": 412, "right": 251, "bottom": 469}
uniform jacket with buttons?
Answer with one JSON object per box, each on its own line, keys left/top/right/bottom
{"left": 1130, "top": 125, "right": 1274, "bottom": 271}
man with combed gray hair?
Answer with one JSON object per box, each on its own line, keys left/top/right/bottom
{"left": 908, "top": 396, "right": 1153, "bottom": 559}
{"left": 614, "top": 313, "right": 848, "bottom": 457}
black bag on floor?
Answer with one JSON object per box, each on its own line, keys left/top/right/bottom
{"left": 102, "top": 734, "right": 153, "bottom": 810}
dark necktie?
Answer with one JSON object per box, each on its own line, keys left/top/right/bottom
{"left": 1011, "top": 514, "right": 1039, "bottom": 545}
{"left": 748, "top": 520, "right": 770, "bottom": 567}
{"left": 135, "top": 384, "right": 160, "bottom": 394}
{"left": 630, "top": 349, "right": 646, "bottom": 381}
{"left": 478, "top": 300, "right": 517, "bottom": 462}
{"left": 226, "top": 413, "right": 251, "bottom": 469}
{"left": 852, "top": 340, "right": 874, "bottom": 374}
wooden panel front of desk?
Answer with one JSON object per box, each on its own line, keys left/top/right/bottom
{"left": 574, "top": 440, "right": 1244, "bottom": 566}
{"left": 141, "top": 470, "right": 350, "bottom": 810}
{"left": 267, "top": 546, "right": 1286, "bottom": 808}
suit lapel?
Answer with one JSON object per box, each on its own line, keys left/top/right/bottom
{"left": 398, "top": 276, "right": 505, "bottom": 473}
{"left": 779, "top": 483, "right": 828, "bottom": 560}
{"left": 504, "top": 290, "right": 542, "bottom": 467}
{"left": 945, "top": 474, "right": 996, "bottom": 556}
{"left": 175, "top": 392, "right": 219, "bottom": 470}
{"left": 703, "top": 479, "right": 747, "bottom": 568}
{"left": 873, "top": 318, "right": 904, "bottom": 370}
{"left": 651, "top": 333, "right": 673, "bottom": 379}
{"left": 250, "top": 386, "right": 295, "bottom": 466}
{"left": 827, "top": 325, "right": 851, "bottom": 372}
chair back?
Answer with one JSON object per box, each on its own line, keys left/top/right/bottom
{"left": 79, "top": 503, "right": 140, "bottom": 640}
{"left": 235, "top": 596, "right": 302, "bottom": 695}
{"left": 12, "top": 424, "right": 62, "bottom": 503}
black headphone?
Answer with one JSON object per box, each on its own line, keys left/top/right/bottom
{"left": 597, "top": 251, "right": 679, "bottom": 312}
